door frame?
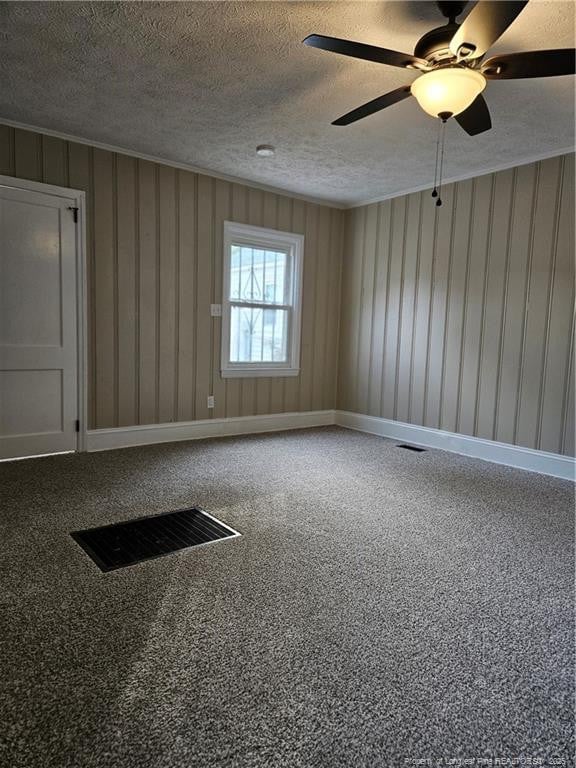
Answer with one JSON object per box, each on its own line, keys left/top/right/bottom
{"left": 0, "top": 174, "right": 88, "bottom": 454}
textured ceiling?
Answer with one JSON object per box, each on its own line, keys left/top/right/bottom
{"left": 0, "top": 1, "right": 574, "bottom": 205}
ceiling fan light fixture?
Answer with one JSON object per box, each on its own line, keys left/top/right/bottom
{"left": 411, "top": 67, "right": 486, "bottom": 118}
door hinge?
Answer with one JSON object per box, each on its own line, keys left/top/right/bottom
{"left": 75, "top": 419, "right": 80, "bottom": 432}
{"left": 68, "top": 206, "right": 79, "bottom": 223}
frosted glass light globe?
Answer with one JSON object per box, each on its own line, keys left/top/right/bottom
{"left": 411, "top": 67, "right": 486, "bottom": 118}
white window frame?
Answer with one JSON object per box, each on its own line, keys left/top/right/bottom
{"left": 221, "top": 221, "right": 303, "bottom": 378}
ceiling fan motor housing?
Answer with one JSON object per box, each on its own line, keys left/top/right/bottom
{"left": 414, "top": 23, "right": 461, "bottom": 64}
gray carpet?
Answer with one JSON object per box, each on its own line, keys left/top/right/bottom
{"left": 0, "top": 426, "right": 574, "bottom": 768}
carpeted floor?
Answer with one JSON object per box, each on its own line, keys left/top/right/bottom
{"left": 0, "top": 426, "right": 574, "bottom": 768}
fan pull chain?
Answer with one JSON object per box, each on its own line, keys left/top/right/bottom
{"left": 435, "top": 117, "right": 448, "bottom": 207}
{"left": 431, "top": 118, "right": 442, "bottom": 199}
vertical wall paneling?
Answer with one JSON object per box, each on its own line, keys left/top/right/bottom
{"left": 14, "top": 129, "right": 42, "bottom": 181}
{"left": 456, "top": 173, "right": 493, "bottom": 437}
{"left": 312, "top": 205, "right": 331, "bottom": 411}
{"left": 336, "top": 207, "right": 356, "bottom": 412}
{"left": 356, "top": 204, "right": 377, "bottom": 415}
{"left": 92, "top": 149, "right": 116, "bottom": 428}
{"left": 116, "top": 154, "right": 137, "bottom": 426}
{"left": 284, "top": 199, "right": 306, "bottom": 414}
{"left": 176, "top": 170, "right": 197, "bottom": 422}
{"left": 0, "top": 124, "right": 14, "bottom": 174}
{"left": 515, "top": 158, "right": 563, "bottom": 448}
{"left": 368, "top": 201, "right": 390, "bottom": 417}
{"left": 66, "top": 141, "right": 95, "bottom": 427}
{"left": 3, "top": 125, "right": 571, "bottom": 455}
{"left": 440, "top": 179, "right": 473, "bottom": 433}
{"left": 349, "top": 206, "right": 366, "bottom": 412}
{"left": 195, "top": 174, "right": 213, "bottom": 421}
{"left": 376, "top": 202, "right": 394, "bottom": 418}
{"left": 424, "top": 184, "right": 455, "bottom": 429}
{"left": 2, "top": 125, "right": 343, "bottom": 429}
{"left": 157, "top": 166, "right": 177, "bottom": 422}
{"left": 395, "top": 192, "right": 421, "bottom": 424}
{"left": 409, "top": 193, "right": 436, "bottom": 426}
{"left": 326, "top": 208, "right": 343, "bottom": 411}
{"left": 300, "top": 203, "right": 319, "bottom": 412}
{"left": 381, "top": 198, "right": 407, "bottom": 420}
{"left": 41, "top": 135, "right": 68, "bottom": 187}
{"left": 212, "top": 179, "right": 231, "bottom": 419}
{"left": 137, "top": 160, "right": 159, "bottom": 425}
{"left": 474, "top": 169, "right": 515, "bottom": 440}
{"left": 540, "top": 155, "right": 575, "bottom": 452}
{"left": 273, "top": 195, "right": 294, "bottom": 414}
{"left": 339, "top": 154, "right": 575, "bottom": 457}
{"left": 562, "top": 322, "right": 575, "bottom": 456}
{"left": 494, "top": 163, "right": 537, "bottom": 446}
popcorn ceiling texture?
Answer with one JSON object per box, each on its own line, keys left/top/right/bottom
{"left": 0, "top": 1, "right": 574, "bottom": 205}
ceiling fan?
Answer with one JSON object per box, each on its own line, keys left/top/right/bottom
{"left": 303, "top": 0, "right": 576, "bottom": 135}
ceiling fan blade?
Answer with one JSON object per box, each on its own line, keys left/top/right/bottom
{"left": 449, "top": 1, "right": 528, "bottom": 60}
{"left": 332, "top": 87, "right": 412, "bottom": 126}
{"left": 455, "top": 94, "right": 492, "bottom": 135}
{"left": 482, "top": 49, "right": 576, "bottom": 79}
{"left": 303, "top": 34, "right": 428, "bottom": 70}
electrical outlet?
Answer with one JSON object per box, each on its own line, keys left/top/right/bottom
{"left": 210, "top": 304, "right": 222, "bottom": 317}
{"left": 207, "top": 395, "right": 215, "bottom": 409}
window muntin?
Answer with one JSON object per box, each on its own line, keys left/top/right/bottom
{"left": 222, "top": 223, "right": 303, "bottom": 378}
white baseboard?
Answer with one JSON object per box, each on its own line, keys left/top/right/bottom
{"left": 85, "top": 407, "right": 574, "bottom": 481}
{"left": 86, "top": 410, "right": 336, "bottom": 452}
{"left": 335, "top": 410, "right": 576, "bottom": 482}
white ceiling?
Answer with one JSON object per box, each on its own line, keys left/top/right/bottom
{"left": 0, "top": 1, "right": 574, "bottom": 205}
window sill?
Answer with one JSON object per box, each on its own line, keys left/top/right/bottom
{"left": 221, "top": 367, "right": 300, "bottom": 379}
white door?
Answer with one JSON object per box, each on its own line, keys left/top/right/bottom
{"left": 0, "top": 183, "right": 79, "bottom": 460}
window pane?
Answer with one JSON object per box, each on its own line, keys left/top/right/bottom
{"left": 229, "top": 245, "right": 287, "bottom": 304}
{"left": 229, "top": 306, "right": 288, "bottom": 363}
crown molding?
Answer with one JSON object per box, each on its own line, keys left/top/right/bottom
{"left": 2, "top": 116, "right": 573, "bottom": 211}
{"left": 0, "top": 117, "right": 346, "bottom": 210}
{"left": 347, "top": 145, "right": 575, "bottom": 209}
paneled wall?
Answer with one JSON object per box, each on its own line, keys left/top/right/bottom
{"left": 1, "top": 124, "right": 573, "bottom": 457}
{"left": 339, "top": 154, "right": 575, "bottom": 457}
{"left": 0, "top": 125, "right": 344, "bottom": 429}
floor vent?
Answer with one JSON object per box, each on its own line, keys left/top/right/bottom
{"left": 71, "top": 508, "right": 240, "bottom": 572}
{"left": 397, "top": 444, "right": 426, "bottom": 453}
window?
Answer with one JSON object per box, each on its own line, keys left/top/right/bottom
{"left": 221, "top": 221, "right": 303, "bottom": 378}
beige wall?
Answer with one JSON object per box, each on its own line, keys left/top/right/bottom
{"left": 339, "top": 153, "right": 575, "bottom": 457}
{"left": 1, "top": 124, "right": 574, "bottom": 457}
{"left": 0, "top": 125, "right": 344, "bottom": 429}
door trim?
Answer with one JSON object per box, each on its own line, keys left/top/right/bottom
{"left": 0, "top": 174, "right": 88, "bottom": 454}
